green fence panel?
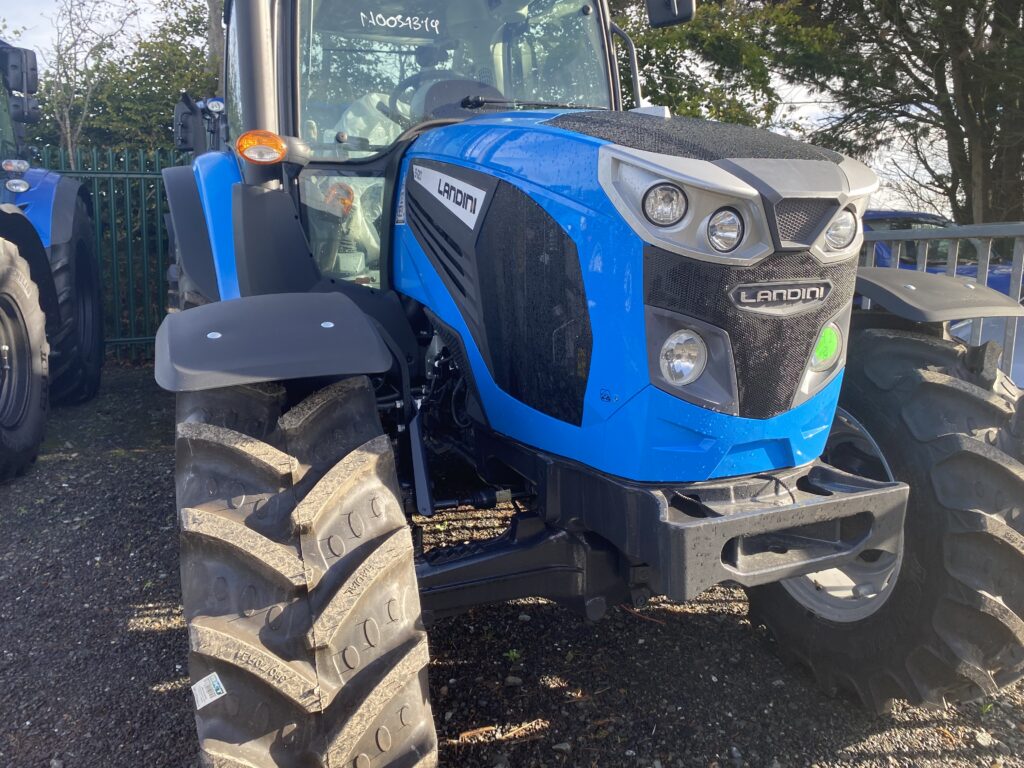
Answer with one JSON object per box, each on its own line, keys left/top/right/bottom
{"left": 38, "top": 146, "right": 188, "bottom": 359}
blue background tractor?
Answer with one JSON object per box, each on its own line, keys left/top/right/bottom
{"left": 156, "top": 2, "right": 1024, "bottom": 766}
{"left": 0, "top": 41, "right": 103, "bottom": 481}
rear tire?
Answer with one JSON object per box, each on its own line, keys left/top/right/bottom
{"left": 0, "top": 238, "right": 49, "bottom": 481}
{"left": 176, "top": 377, "right": 437, "bottom": 767}
{"left": 50, "top": 197, "right": 103, "bottom": 405}
{"left": 749, "top": 329, "right": 1024, "bottom": 712}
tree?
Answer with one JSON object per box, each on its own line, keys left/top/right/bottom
{"left": 613, "top": 0, "right": 1024, "bottom": 224}
{"left": 30, "top": 1, "right": 217, "bottom": 151}
{"left": 42, "top": 0, "right": 140, "bottom": 166}
{"left": 610, "top": 0, "right": 833, "bottom": 127}
{"left": 774, "top": 0, "right": 1024, "bottom": 224}
{"left": 86, "top": 3, "right": 218, "bottom": 148}
{"left": 206, "top": 0, "right": 225, "bottom": 90}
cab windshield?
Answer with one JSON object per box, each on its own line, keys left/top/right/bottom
{"left": 297, "top": 0, "right": 612, "bottom": 160}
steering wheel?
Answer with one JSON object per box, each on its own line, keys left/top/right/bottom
{"left": 384, "top": 70, "right": 465, "bottom": 125}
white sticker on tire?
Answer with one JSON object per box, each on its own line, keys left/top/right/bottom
{"left": 191, "top": 672, "right": 227, "bottom": 710}
{"left": 412, "top": 164, "right": 487, "bottom": 230}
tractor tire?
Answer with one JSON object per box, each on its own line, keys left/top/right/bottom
{"left": 175, "top": 376, "right": 437, "bottom": 768}
{"left": 749, "top": 328, "right": 1024, "bottom": 712}
{"left": 0, "top": 238, "right": 49, "bottom": 481}
{"left": 50, "top": 197, "right": 103, "bottom": 404}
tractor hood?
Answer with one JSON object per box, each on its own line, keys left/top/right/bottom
{"left": 393, "top": 109, "right": 879, "bottom": 482}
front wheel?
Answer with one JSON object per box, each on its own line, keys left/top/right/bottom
{"left": 749, "top": 329, "right": 1024, "bottom": 712}
{"left": 0, "top": 238, "right": 49, "bottom": 481}
{"left": 175, "top": 376, "right": 437, "bottom": 767}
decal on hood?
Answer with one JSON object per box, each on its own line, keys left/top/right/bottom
{"left": 412, "top": 164, "right": 487, "bottom": 230}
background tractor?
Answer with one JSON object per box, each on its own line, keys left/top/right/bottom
{"left": 157, "top": 1, "right": 1024, "bottom": 766}
{"left": 0, "top": 41, "right": 104, "bottom": 482}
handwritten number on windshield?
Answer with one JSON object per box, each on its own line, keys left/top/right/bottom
{"left": 359, "top": 12, "right": 441, "bottom": 35}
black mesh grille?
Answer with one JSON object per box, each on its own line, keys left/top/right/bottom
{"left": 476, "top": 182, "right": 592, "bottom": 426}
{"left": 775, "top": 199, "right": 837, "bottom": 244}
{"left": 407, "top": 194, "right": 469, "bottom": 297}
{"left": 644, "top": 247, "right": 857, "bottom": 418}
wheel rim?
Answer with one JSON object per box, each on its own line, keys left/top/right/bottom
{"left": 0, "top": 293, "right": 32, "bottom": 430}
{"left": 780, "top": 408, "right": 905, "bottom": 623}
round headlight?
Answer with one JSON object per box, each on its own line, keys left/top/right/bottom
{"left": 824, "top": 210, "right": 858, "bottom": 250}
{"left": 207, "top": 98, "right": 226, "bottom": 114}
{"left": 810, "top": 322, "right": 843, "bottom": 372}
{"left": 5, "top": 178, "right": 30, "bottom": 194}
{"left": 708, "top": 208, "right": 744, "bottom": 252}
{"left": 642, "top": 183, "right": 687, "bottom": 227}
{"left": 2, "top": 159, "right": 29, "bottom": 174}
{"left": 660, "top": 328, "right": 708, "bottom": 387}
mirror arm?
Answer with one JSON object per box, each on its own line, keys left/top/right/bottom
{"left": 610, "top": 23, "right": 643, "bottom": 108}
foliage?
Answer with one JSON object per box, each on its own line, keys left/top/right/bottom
{"left": 772, "top": 0, "right": 1024, "bottom": 223}
{"left": 610, "top": 0, "right": 834, "bottom": 128}
{"left": 31, "top": 1, "right": 217, "bottom": 152}
{"left": 35, "top": 0, "right": 141, "bottom": 166}
{"left": 613, "top": 0, "right": 1024, "bottom": 223}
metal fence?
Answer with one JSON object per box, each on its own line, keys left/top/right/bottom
{"left": 861, "top": 222, "right": 1024, "bottom": 378}
{"left": 39, "top": 147, "right": 185, "bottom": 358}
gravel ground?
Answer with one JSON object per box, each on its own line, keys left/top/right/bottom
{"left": 1, "top": 366, "right": 1022, "bottom": 768}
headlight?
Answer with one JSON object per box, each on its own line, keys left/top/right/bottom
{"left": 5, "top": 179, "right": 30, "bottom": 193}
{"left": 642, "top": 183, "right": 687, "bottom": 227}
{"left": 659, "top": 328, "right": 708, "bottom": 387}
{"left": 2, "top": 159, "right": 29, "bottom": 174}
{"left": 810, "top": 322, "right": 843, "bottom": 372}
{"left": 207, "top": 97, "right": 226, "bottom": 114}
{"left": 824, "top": 210, "right": 858, "bottom": 250}
{"left": 708, "top": 208, "right": 744, "bottom": 252}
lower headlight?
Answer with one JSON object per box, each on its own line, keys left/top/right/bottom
{"left": 824, "top": 210, "right": 858, "bottom": 250}
{"left": 810, "top": 322, "right": 843, "bottom": 372}
{"left": 5, "top": 178, "right": 30, "bottom": 194}
{"left": 660, "top": 328, "right": 708, "bottom": 386}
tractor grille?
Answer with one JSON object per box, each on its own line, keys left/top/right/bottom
{"left": 775, "top": 198, "right": 838, "bottom": 244}
{"left": 644, "top": 247, "right": 857, "bottom": 418}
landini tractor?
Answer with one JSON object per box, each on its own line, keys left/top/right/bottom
{"left": 0, "top": 42, "right": 103, "bottom": 481}
{"left": 156, "top": 1, "right": 1024, "bottom": 765}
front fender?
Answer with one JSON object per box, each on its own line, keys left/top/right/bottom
{"left": 856, "top": 267, "right": 1024, "bottom": 323}
{"left": 155, "top": 292, "right": 393, "bottom": 392}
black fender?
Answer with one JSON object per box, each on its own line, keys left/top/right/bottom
{"left": 155, "top": 292, "right": 392, "bottom": 391}
{"left": 0, "top": 204, "right": 60, "bottom": 334}
{"left": 856, "top": 267, "right": 1024, "bottom": 323}
{"left": 162, "top": 164, "right": 221, "bottom": 302}
{"left": 48, "top": 175, "right": 89, "bottom": 249}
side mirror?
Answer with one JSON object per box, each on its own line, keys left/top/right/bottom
{"left": 173, "top": 92, "right": 201, "bottom": 152}
{"left": 3, "top": 47, "right": 39, "bottom": 95}
{"left": 645, "top": 0, "right": 697, "bottom": 28}
{"left": 9, "top": 95, "right": 41, "bottom": 124}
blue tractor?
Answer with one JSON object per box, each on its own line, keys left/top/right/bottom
{"left": 0, "top": 42, "right": 103, "bottom": 481}
{"left": 157, "top": 2, "right": 1024, "bottom": 765}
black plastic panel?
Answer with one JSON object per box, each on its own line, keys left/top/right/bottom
{"left": 476, "top": 182, "right": 593, "bottom": 426}
{"left": 546, "top": 111, "right": 843, "bottom": 163}
{"left": 644, "top": 247, "right": 857, "bottom": 418}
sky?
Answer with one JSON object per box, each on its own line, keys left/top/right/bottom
{"left": 1, "top": 0, "right": 62, "bottom": 53}
{"left": 0, "top": 0, "right": 157, "bottom": 56}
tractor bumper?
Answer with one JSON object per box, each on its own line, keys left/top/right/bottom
{"left": 548, "top": 458, "right": 909, "bottom": 602}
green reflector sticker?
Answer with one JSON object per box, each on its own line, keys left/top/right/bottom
{"left": 814, "top": 326, "right": 841, "bottom": 365}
